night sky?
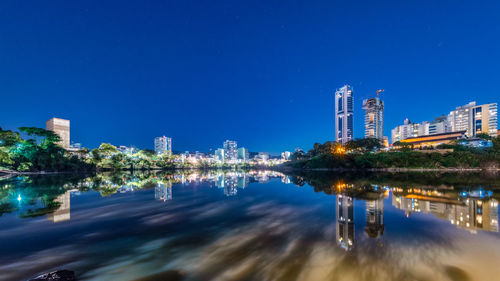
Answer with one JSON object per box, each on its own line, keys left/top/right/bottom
{"left": 1, "top": 1, "right": 499, "bottom": 153}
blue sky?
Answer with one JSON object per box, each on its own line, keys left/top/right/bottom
{"left": 1, "top": 1, "right": 499, "bottom": 153}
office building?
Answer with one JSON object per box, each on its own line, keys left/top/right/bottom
{"left": 281, "top": 151, "right": 291, "bottom": 160}
{"left": 391, "top": 119, "right": 420, "bottom": 143}
{"left": 429, "top": 116, "right": 449, "bottom": 135}
{"left": 363, "top": 96, "right": 384, "bottom": 140}
{"left": 223, "top": 140, "right": 237, "bottom": 161}
{"left": 335, "top": 85, "right": 354, "bottom": 145}
{"left": 448, "top": 102, "right": 498, "bottom": 137}
{"left": 154, "top": 136, "right": 172, "bottom": 155}
{"left": 46, "top": 118, "right": 70, "bottom": 149}
{"left": 237, "top": 147, "right": 249, "bottom": 161}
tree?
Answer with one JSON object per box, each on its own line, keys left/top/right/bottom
{"left": 18, "top": 127, "right": 61, "bottom": 148}
{"left": 476, "top": 133, "right": 492, "bottom": 140}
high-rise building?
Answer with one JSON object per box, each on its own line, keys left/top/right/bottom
{"left": 336, "top": 194, "right": 354, "bottom": 251}
{"left": 223, "top": 140, "right": 237, "bottom": 161}
{"left": 363, "top": 96, "right": 384, "bottom": 140}
{"left": 215, "top": 148, "right": 225, "bottom": 162}
{"left": 448, "top": 102, "right": 498, "bottom": 137}
{"left": 154, "top": 136, "right": 172, "bottom": 155}
{"left": 46, "top": 118, "right": 70, "bottom": 149}
{"left": 335, "top": 85, "right": 354, "bottom": 145}
{"left": 237, "top": 147, "right": 249, "bottom": 161}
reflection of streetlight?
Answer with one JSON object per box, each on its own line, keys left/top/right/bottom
{"left": 17, "top": 194, "right": 22, "bottom": 202}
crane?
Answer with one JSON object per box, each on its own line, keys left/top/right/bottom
{"left": 376, "top": 89, "right": 384, "bottom": 98}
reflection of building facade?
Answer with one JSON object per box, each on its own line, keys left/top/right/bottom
{"left": 46, "top": 191, "right": 71, "bottom": 223}
{"left": 365, "top": 197, "right": 384, "bottom": 238}
{"left": 336, "top": 194, "right": 354, "bottom": 251}
{"left": 215, "top": 173, "right": 250, "bottom": 196}
{"left": 392, "top": 193, "right": 498, "bottom": 233}
{"left": 155, "top": 182, "right": 173, "bottom": 202}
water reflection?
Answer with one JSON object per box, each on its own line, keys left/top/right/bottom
{"left": 1, "top": 171, "right": 500, "bottom": 280}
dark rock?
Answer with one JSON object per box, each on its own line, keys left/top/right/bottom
{"left": 29, "top": 270, "right": 75, "bottom": 281}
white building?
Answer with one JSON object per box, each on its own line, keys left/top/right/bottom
{"left": 391, "top": 119, "right": 420, "bottom": 143}
{"left": 335, "top": 85, "right": 354, "bottom": 145}
{"left": 448, "top": 102, "right": 498, "bottom": 137}
{"left": 154, "top": 136, "right": 172, "bottom": 155}
{"left": 215, "top": 148, "right": 225, "bottom": 162}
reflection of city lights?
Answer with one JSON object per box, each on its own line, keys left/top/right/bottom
{"left": 17, "top": 194, "right": 21, "bottom": 202}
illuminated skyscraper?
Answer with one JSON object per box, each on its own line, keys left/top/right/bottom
{"left": 336, "top": 194, "right": 354, "bottom": 251}
{"left": 223, "top": 140, "right": 237, "bottom": 161}
{"left": 363, "top": 96, "right": 384, "bottom": 140}
{"left": 46, "top": 117, "right": 70, "bottom": 149}
{"left": 335, "top": 85, "right": 354, "bottom": 145}
{"left": 154, "top": 136, "right": 172, "bottom": 155}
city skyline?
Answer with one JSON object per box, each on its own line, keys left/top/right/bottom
{"left": 1, "top": 1, "right": 500, "bottom": 153}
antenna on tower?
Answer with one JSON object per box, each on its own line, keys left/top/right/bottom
{"left": 376, "top": 89, "right": 384, "bottom": 98}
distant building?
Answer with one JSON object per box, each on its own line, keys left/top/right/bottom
{"left": 281, "top": 151, "right": 291, "bottom": 160}
{"left": 335, "top": 85, "right": 354, "bottom": 145}
{"left": 391, "top": 119, "right": 420, "bottom": 144}
{"left": 154, "top": 136, "right": 172, "bottom": 155}
{"left": 254, "top": 152, "right": 270, "bottom": 161}
{"left": 363, "top": 96, "right": 384, "bottom": 140}
{"left": 223, "top": 140, "right": 237, "bottom": 161}
{"left": 215, "top": 148, "right": 225, "bottom": 162}
{"left": 448, "top": 102, "right": 498, "bottom": 137}
{"left": 46, "top": 117, "right": 70, "bottom": 149}
{"left": 237, "top": 147, "right": 249, "bottom": 161}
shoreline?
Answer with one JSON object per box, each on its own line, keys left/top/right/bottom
{"left": 2, "top": 166, "right": 500, "bottom": 176}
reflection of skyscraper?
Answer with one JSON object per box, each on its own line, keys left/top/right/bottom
{"left": 46, "top": 191, "right": 71, "bottom": 223}
{"left": 336, "top": 195, "right": 354, "bottom": 251}
{"left": 155, "top": 182, "right": 173, "bottom": 202}
{"left": 364, "top": 197, "right": 384, "bottom": 238}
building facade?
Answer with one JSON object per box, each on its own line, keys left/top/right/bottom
{"left": 154, "top": 136, "right": 172, "bottom": 155}
{"left": 336, "top": 194, "right": 354, "bottom": 251}
{"left": 335, "top": 85, "right": 354, "bottom": 145}
{"left": 363, "top": 97, "right": 384, "bottom": 140}
{"left": 223, "top": 140, "right": 237, "bottom": 161}
{"left": 448, "top": 102, "right": 498, "bottom": 137}
{"left": 391, "top": 119, "right": 420, "bottom": 144}
{"left": 237, "top": 147, "right": 249, "bottom": 161}
{"left": 46, "top": 118, "right": 70, "bottom": 149}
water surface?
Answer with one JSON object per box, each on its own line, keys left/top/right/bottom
{"left": 0, "top": 171, "right": 499, "bottom": 281}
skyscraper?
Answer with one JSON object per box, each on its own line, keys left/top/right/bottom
{"left": 46, "top": 117, "right": 70, "bottom": 149}
{"left": 223, "top": 140, "right": 237, "bottom": 161}
{"left": 363, "top": 96, "right": 384, "bottom": 140}
{"left": 154, "top": 136, "right": 172, "bottom": 155}
{"left": 335, "top": 85, "right": 354, "bottom": 145}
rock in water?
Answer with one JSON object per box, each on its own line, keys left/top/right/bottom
{"left": 29, "top": 270, "right": 75, "bottom": 281}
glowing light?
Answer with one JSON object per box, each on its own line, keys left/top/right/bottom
{"left": 17, "top": 194, "right": 21, "bottom": 202}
